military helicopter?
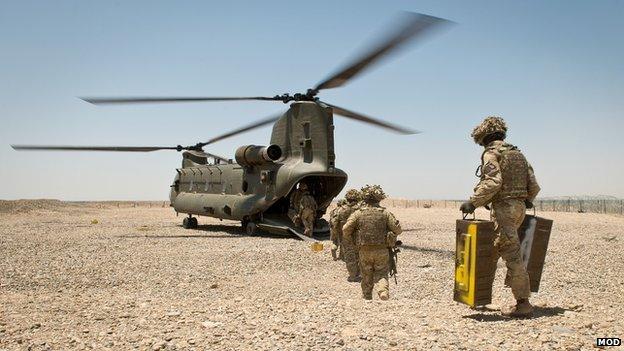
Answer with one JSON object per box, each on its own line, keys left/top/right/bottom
{"left": 12, "top": 12, "right": 451, "bottom": 238}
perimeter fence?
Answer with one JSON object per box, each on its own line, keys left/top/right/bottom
{"left": 382, "top": 199, "right": 624, "bottom": 215}
{"left": 69, "top": 201, "right": 170, "bottom": 209}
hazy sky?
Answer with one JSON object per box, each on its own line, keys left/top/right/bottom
{"left": 1, "top": 0, "right": 622, "bottom": 201}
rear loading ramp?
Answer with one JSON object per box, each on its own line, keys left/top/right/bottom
{"left": 259, "top": 214, "right": 329, "bottom": 241}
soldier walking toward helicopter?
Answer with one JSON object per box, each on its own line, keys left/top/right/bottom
{"left": 343, "top": 185, "right": 402, "bottom": 300}
{"left": 332, "top": 189, "right": 363, "bottom": 281}
{"left": 329, "top": 199, "right": 346, "bottom": 260}
{"left": 460, "top": 116, "right": 541, "bottom": 318}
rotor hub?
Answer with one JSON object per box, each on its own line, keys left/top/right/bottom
{"left": 273, "top": 89, "right": 319, "bottom": 103}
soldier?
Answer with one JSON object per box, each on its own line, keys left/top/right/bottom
{"left": 460, "top": 116, "right": 541, "bottom": 318}
{"left": 343, "top": 185, "right": 402, "bottom": 300}
{"left": 333, "top": 189, "right": 362, "bottom": 281}
{"left": 299, "top": 190, "right": 317, "bottom": 237}
{"left": 329, "top": 199, "right": 346, "bottom": 260}
{"left": 288, "top": 182, "right": 308, "bottom": 226}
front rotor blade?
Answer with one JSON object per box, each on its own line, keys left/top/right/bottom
{"left": 81, "top": 96, "right": 279, "bottom": 105}
{"left": 321, "top": 102, "right": 419, "bottom": 135}
{"left": 314, "top": 12, "right": 452, "bottom": 91}
{"left": 11, "top": 145, "right": 179, "bottom": 152}
{"left": 199, "top": 113, "right": 283, "bottom": 146}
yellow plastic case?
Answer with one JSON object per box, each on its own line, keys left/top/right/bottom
{"left": 454, "top": 219, "right": 496, "bottom": 307}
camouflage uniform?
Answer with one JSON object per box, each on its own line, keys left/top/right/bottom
{"left": 329, "top": 199, "right": 346, "bottom": 260}
{"left": 299, "top": 193, "right": 317, "bottom": 237}
{"left": 468, "top": 116, "right": 541, "bottom": 314}
{"left": 288, "top": 183, "right": 308, "bottom": 226}
{"left": 343, "top": 185, "right": 402, "bottom": 300}
{"left": 334, "top": 190, "right": 362, "bottom": 280}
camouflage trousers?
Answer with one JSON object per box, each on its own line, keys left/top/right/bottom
{"left": 329, "top": 224, "right": 344, "bottom": 260}
{"left": 288, "top": 208, "right": 301, "bottom": 227}
{"left": 491, "top": 199, "right": 531, "bottom": 300}
{"left": 342, "top": 236, "right": 360, "bottom": 279}
{"left": 300, "top": 208, "right": 315, "bottom": 237}
{"left": 358, "top": 247, "right": 389, "bottom": 300}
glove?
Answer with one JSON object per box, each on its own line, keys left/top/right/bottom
{"left": 524, "top": 200, "right": 534, "bottom": 209}
{"left": 386, "top": 232, "right": 398, "bottom": 247}
{"left": 460, "top": 201, "right": 476, "bottom": 214}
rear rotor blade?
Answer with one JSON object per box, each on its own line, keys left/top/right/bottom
{"left": 314, "top": 12, "right": 452, "bottom": 91}
{"left": 199, "top": 113, "right": 283, "bottom": 147}
{"left": 321, "top": 101, "right": 419, "bottom": 135}
{"left": 11, "top": 145, "right": 180, "bottom": 152}
{"left": 81, "top": 96, "right": 279, "bottom": 105}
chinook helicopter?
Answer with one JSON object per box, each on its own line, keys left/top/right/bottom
{"left": 12, "top": 12, "right": 451, "bottom": 238}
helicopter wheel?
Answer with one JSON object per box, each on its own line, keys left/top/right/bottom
{"left": 183, "top": 216, "right": 198, "bottom": 229}
{"left": 245, "top": 222, "right": 257, "bottom": 236}
{"left": 182, "top": 217, "right": 191, "bottom": 229}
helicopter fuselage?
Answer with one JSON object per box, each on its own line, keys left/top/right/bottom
{"left": 168, "top": 102, "right": 347, "bottom": 230}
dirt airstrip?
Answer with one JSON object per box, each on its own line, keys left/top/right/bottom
{"left": 1, "top": 201, "right": 623, "bottom": 350}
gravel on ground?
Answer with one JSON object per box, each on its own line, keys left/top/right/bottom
{"left": 1, "top": 201, "right": 622, "bottom": 350}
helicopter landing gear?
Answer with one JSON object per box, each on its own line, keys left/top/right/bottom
{"left": 241, "top": 217, "right": 258, "bottom": 236}
{"left": 183, "top": 215, "right": 198, "bottom": 229}
{"left": 245, "top": 222, "right": 257, "bottom": 236}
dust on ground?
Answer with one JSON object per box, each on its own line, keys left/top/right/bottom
{"left": 1, "top": 200, "right": 622, "bottom": 350}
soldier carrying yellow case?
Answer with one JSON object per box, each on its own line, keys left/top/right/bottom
{"left": 459, "top": 116, "right": 541, "bottom": 318}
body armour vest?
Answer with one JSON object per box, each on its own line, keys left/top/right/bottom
{"left": 338, "top": 204, "right": 357, "bottom": 226}
{"left": 486, "top": 143, "right": 529, "bottom": 201}
{"left": 300, "top": 194, "right": 317, "bottom": 211}
{"left": 356, "top": 207, "right": 388, "bottom": 247}
{"left": 335, "top": 204, "right": 357, "bottom": 234}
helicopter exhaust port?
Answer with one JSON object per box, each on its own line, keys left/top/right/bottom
{"left": 235, "top": 144, "right": 282, "bottom": 166}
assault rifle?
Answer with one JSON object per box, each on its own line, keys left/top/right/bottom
{"left": 388, "top": 240, "right": 402, "bottom": 284}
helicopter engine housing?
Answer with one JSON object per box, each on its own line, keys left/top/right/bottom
{"left": 235, "top": 144, "right": 282, "bottom": 166}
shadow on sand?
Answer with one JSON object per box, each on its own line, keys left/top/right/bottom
{"left": 463, "top": 306, "right": 567, "bottom": 322}
{"left": 118, "top": 223, "right": 316, "bottom": 240}
{"left": 399, "top": 244, "right": 454, "bottom": 257}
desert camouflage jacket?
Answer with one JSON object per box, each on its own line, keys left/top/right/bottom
{"left": 470, "top": 140, "right": 541, "bottom": 207}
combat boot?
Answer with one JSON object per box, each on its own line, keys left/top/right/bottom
{"left": 378, "top": 291, "right": 389, "bottom": 301}
{"left": 502, "top": 299, "right": 533, "bottom": 318}
{"left": 330, "top": 244, "right": 339, "bottom": 261}
{"left": 362, "top": 293, "right": 372, "bottom": 300}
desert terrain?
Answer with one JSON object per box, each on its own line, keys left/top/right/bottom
{"left": 1, "top": 200, "right": 623, "bottom": 350}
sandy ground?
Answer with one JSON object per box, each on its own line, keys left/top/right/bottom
{"left": 1, "top": 202, "right": 623, "bottom": 350}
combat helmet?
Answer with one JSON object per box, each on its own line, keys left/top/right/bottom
{"left": 344, "top": 189, "right": 361, "bottom": 204}
{"left": 471, "top": 116, "right": 507, "bottom": 145}
{"left": 360, "top": 184, "right": 386, "bottom": 203}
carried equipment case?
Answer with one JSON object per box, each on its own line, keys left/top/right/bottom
{"left": 505, "top": 214, "right": 553, "bottom": 292}
{"left": 454, "top": 213, "right": 554, "bottom": 308}
{"left": 454, "top": 219, "right": 497, "bottom": 307}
